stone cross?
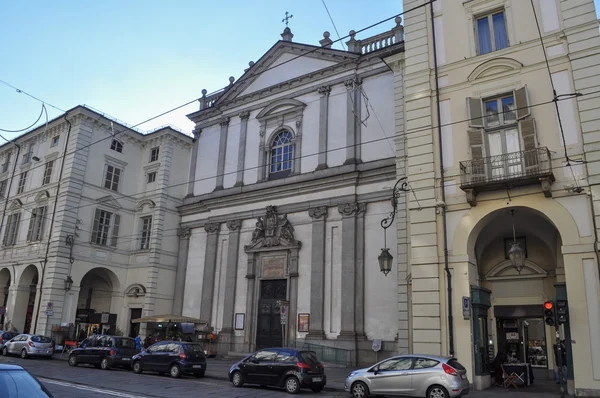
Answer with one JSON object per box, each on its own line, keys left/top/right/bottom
{"left": 282, "top": 11, "right": 293, "bottom": 27}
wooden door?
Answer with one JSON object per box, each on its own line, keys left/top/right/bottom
{"left": 256, "top": 279, "right": 287, "bottom": 349}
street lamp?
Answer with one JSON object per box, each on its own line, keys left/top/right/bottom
{"left": 379, "top": 177, "right": 410, "bottom": 276}
{"left": 64, "top": 275, "right": 73, "bottom": 292}
{"left": 508, "top": 209, "right": 526, "bottom": 273}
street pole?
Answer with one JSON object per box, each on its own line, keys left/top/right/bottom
{"left": 556, "top": 328, "right": 565, "bottom": 398}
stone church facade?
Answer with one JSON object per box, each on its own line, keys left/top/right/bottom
{"left": 177, "top": 21, "right": 407, "bottom": 363}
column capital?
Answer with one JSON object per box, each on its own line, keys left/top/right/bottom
{"left": 318, "top": 86, "right": 331, "bottom": 96}
{"left": 239, "top": 111, "right": 250, "bottom": 120}
{"left": 177, "top": 227, "right": 191, "bottom": 239}
{"left": 192, "top": 127, "right": 202, "bottom": 139}
{"left": 219, "top": 117, "right": 230, "bottom": 127}
{"left": 308, "top": 206, "right": 328, "bottom": 220}
{"left": 204, "top": 222, "right": 220, "bottom": 234}
{"left": 344, "top": 77, "right": 362, "bottom": 90}
{"left": 226, "top": 219, "right": 242, "bottom": 231}
{"left": 338, "top": 202, "right": 359, "bottom": 217}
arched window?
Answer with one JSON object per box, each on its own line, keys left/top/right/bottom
{"left": 270, "top": 130, "right": 294, "bottom": 176}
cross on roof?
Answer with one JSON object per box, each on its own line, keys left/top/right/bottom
{"left": 282, "top": 11, "right": 293, "bottom": 27}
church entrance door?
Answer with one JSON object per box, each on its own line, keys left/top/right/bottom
{"left": 256, "top": 279, "right": 287, "bottom": 349}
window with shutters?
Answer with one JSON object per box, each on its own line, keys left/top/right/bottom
{"left": 42, "top": 161, "right": 54, "bottom": 185}
{"left": 466, "top": 87, "right": 538, "bottom": 181}
{"left": 104, "top": 165, "right": 122, "bottom": 192}
{"left": 1, "top": 152, "right": 11, "bottom": 173}
{"left": 90, "top": 209, "right": 120, "bottom": 247}
{"left": 27, "top": 206, "right": 46, "bottom": 242}
{"left": 17, "top": 171, "right": 27, "bottom": 194}
{"left": 3, "top": 212, "right": 21, "bottom": 246}
{"left": 139, "top": 216, "right": 152, "bottom": 250}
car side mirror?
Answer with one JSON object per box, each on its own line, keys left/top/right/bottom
{"left": 251, "top": 358, "right": 260, "bottom": 364}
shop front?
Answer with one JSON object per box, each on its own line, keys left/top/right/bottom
{"left": 75, "top": 309, "right": 117, "bottom": 340}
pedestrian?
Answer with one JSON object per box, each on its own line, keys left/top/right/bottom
{"left": 554, "top": 340, "right": 567, "bottom": 383}
{"left": 492, "top": 343, "right": 508, "bottom": 386}
{"left": 134, "top": 334, "right": 142, "bottom": 352}
{"left": 144, "top": 335, "right": 152, "bottom": 348}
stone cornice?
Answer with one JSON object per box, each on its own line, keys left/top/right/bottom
{"left": 179, "top": 158, "right": 396, "bottom": 216}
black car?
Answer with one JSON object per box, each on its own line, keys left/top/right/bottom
{"left": 68, "top": 335, "right": 138, "bottom": 370}
{"left": 131, "top": 341, "right": 207, "bottom": 378}
{"left": 0, "top": 363, "right": 54, "bottom": 397}
{"left": 229, "top": 348, "right": 326, "bottom": 394}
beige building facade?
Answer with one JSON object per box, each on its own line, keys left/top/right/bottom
{"left": 401, "top": 0, "right": 600, "bottom": 394}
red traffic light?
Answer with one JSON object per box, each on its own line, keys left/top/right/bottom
{"left": 544, "top": 301, "right": 554, "bottom": 310}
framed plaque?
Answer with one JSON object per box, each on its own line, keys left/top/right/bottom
{"left": 298, "top": 313, "right": 309, "bottom": 332}
{"left": 235, "top": 313, "right": 245, "bottom": 330}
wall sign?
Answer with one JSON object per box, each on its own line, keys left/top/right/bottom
{"left": 298, "top": 314, "right": 309, "bottom": 332}
{"left": 235, "top": 313, "right": 245, "bottom": 330}
{"left": 462, "top": 296, "right": 471, "bottom": 320}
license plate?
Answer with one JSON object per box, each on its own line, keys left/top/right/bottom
{"left": 461, "top": 374, "right": 467, "bottom": 380}
{"left": 312, "top": 377, "right": 322, "bottom": 382}
{"left": 122, "top": 358, "right": 130, "bottom": 361}
{"left": 193, "top": 365, "right": 202, "bottom": 368}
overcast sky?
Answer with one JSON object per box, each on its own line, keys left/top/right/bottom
{"left": 1, "top": 1, "right": 598, "bottom": 138}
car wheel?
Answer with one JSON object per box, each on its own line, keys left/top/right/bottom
{"left": 351, "top": 381, "right": 369, "bottom": 398}
{"left": 170, "top": 364, "right": 181, "bottom": 378}
{"left": 285, "top": 376, "right": 300, "bottom": 394}
{"left": 2, "top": 347, "right": 7, "bottom": 356}
{"left": 195, "top": 371, "right": 205, "bottom": 378}
{"left": 101, "top": 358, "right": 110, "bottom": 370}
{"left": 68, "top": 355, "right": 78, "bottom": 367}
{"left": 311, "top": 386, "right": 324, "bottom": 393}
{"left": 20, "top": 349, "right": 28, "bottom": 359}
{"left": 427, "top": 385, "right": 449, "bottom": 398}
{"left": 231, "top": 371, "right": 244, "bottom": 387}
{"left": 132, "top": 361, "right": 142, "bottom": 374}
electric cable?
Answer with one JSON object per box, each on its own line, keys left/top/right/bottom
{"left": 321, "top": 0, "right": 346, "bottom": 50}
{"left": 0, "top": 104, "right": 45, "bottom": 133}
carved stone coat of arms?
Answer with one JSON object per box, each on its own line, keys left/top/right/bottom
{"left": 245, "top": 205, "right": 300, "bottom": 250}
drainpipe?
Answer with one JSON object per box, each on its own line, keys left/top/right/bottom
{"left": 32, "top": 113, "right": 72, "bottom": 335}
{"left": 430, "top": 1, "right": 454, "bottom": 356}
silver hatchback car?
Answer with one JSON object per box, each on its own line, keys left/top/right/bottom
{"left": 2, "top": 334, "right": 54, "bottom": 359}
{"left": 345, "top": 354, "right": 469, "bottom": 398}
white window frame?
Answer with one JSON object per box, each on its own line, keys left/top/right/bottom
{"left": 27, "top": 206, "right": 47, "bottom": 242}
{"left": 110, "top": 139, "right": 123, "bottom": 153}
{"left": 150, "top": 147, "right": 160, "bottom": 163}
{"left": 17, "top": 171, "right": 27, "bottom": 194}
{"left": 0, "top": 180, "right": 7, "bottom": 198}
{"left": 90, "top": 208, "right": 120, "bottom": 247}
{"left": 147, "top": 172, "right": 157, "bottom": 184}
{"left": 1, "top": 152, "right": 11, "bottom": 173}
{"left": 42, "top": 160, "right": 54, "bottom": 186}
{"left": 51, "top": 136, "right": 60, "bottom": 147}
{"left": 3, "top": 212, "right": 21, "bottom": 246}
{"left": 139, "top": 216, "right": 152, "bottom": 250}
{"left": 268, "top": 129, "right": 295, "bottom": 178}
{"left": 103, "top": 164, "right": 122, "bottom": 192}
{"left": 474, "top": 8, "right": 509, "bottom": 55}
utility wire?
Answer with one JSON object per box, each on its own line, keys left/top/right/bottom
{"left": 321, "top": 0, "right": 346, "bottom": 50}
{"left": 0, "top": 104, "right": 45, "bottom": 133}
{"left": 0, "top": 79, "right": 66, "bottom": 114}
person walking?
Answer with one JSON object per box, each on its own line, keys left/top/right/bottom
{"left": 134, "top": 335, "right": 142, "bottom": 352}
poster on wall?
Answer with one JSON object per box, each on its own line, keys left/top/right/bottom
{"left": 235, "top": 313, "right": 245, "bottom": 330}
{"left": 298, "top": 314, "right": 309, "bottom": 332}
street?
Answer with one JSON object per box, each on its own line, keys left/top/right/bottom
{"left": 0, "top": 355, "right": 348, "bottom": 398}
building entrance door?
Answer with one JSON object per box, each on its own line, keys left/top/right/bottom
{"left": 256, "top": 279, "right": 286, "bottom": 349}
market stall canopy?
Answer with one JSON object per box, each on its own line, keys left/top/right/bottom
{"left": 131, "top": 314, "right": 207, "bottom": 324}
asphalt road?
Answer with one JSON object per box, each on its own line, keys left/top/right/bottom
{"left": 0, "top": 355, "right": 348, "bottom": 398}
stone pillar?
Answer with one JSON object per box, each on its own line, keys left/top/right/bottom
{"left": 199, "top": 222, "right": 220, "bottom": 324}
{"left": 62, "top": 286, "right": 80, "bottom": 326}
{"left": 306, "top": 206, "right": 328, "bottom": 339}
{"left": 316, "top": 86, "right": 330, "bottom": 170}
{"left": 355, "top": 203, "right": 366, "bottom": 339}
{"left": 221, "top": 220, "right": 241, "bottom": 332}
{"left": 337, "top": 202, "right": 358, "bottom": 339}
{"left": 186, "top": 128, "right": 201, "bottom": 197}
{"left": 258, "top": 124, "right": 267, "bottom": 181}
{"left": 172, "top": 227, "right": 191, "bottom": 315}
{"left": 245, "top": 256, "right": 257, "bottom": 351}
{"left": 293, "top": 119, "right": 302, "bottom": 175}
{"left": 344, "top": 79, "right": 358, "bottom": 165}
{"left": 7, "top": 285, "right": 29, "bottom": 332}
{"left": 235, "top": 112, "right": 250, "bottom": 187}
{"left": 214, "top": 118, "right": 230, "bottom": 191}
{"left": 288, "top": 249, "right": 300, "bottom": 344}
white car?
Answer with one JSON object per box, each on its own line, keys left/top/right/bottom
{"left": 2, "top": 334, "right": 54, "bottom": 359}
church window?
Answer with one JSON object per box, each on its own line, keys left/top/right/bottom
{"left": 270, "top": 130, "right": 294, "bottom": 177}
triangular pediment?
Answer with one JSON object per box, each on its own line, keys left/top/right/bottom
{"left": 8, "top": 199, "right": 22, "bottom": 210}
{"left": 96, "top": 195, "right": 122, "bottom": 210}
{"left": 218, "top": 41, "right": 358, "bottom": 103}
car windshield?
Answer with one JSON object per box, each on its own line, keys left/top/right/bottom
{"left": 31, "top": 336, "right": 52, "bottom": 343}
{"left": 114, "top": 338, "right": 135, "bottom": 349}
{"left": 0, "top": 369, "right": 51, "bottom": 397}
{"left": 183, "top": 344, "right": 204, "bottom": 353}
{"left": 299, "top": 351, "right": 320, "bottom": 366}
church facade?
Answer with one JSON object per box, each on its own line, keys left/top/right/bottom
{"left": 178, "top": 21, "right": 407, "bottom": 363}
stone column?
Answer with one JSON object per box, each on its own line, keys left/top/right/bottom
{"left": 344, "top": 79, "right": 361, "bottom": 165}
{"left": 306, "top": 206, "right": 328, "bottom": 339}
{"left": 214, "top": 118, "right": 230, "bottom": 191}
{"left": 245, "top": 255, "right": 257, "bottom": 351}
{"left": 186, "top": 128, "right": 201, "bottom": 197}
{"left": 355, "top": 203, "right": 366, "bottom": 340}
{"left": 316, "top": 86, "right": 330, "bottom": 170}
{"left": 221, "top": 220, "right": 241, "bottom": 332}
{"left": 337, "top": 202, "right": 358, "bottom": 339}
{"left": 199, "top": 222, "right": 220, "bottom": 324}
{"left": 172, "top": 227, "right": 191, "bottom": 315}
{"left": 288, "top": 249, "right": 300, "bottom": 345}
{"left": 354, "top": 81, "right": 362, "bottom": 163}
{"left": 235, "top": 112, "right": 250, "bottom": 187}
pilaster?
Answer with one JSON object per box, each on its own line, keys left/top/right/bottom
{"left": 214, "top": 118, "right": 230, "bottom": 191}
{"left": 172, "top": 227, "right": 191, "bottom": 315}
{"left": 186, "top": 127, "right": 201, "bottom": 197}
{"left": 355, "top": 203, "right": 366, "bottom": 340}
{"left": 199, "top": 222, "right": 220, "bottom": 324}
{"left": 316, "top": 87, "right": 331, "bottom": 170}
{"left": 344, "top": 79, "right": 360, "bottom": 165}
{"left": 337, "top": 202, "right": 358, "bottom": 340}
{"left": 221, "top": 220, "right": 242, "bottom": 333}
{"left": 306, "top": 206, "right": 328, "bottom": 339}
{"left": 235, "top": 112, "right": 250, "bottom": 187}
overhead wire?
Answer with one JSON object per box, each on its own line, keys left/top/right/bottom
{"left": 321, "top": 0, "right": 346, "bottom": 50}
{"left": 0, "top": 104, "right": 46, "bottom": 133}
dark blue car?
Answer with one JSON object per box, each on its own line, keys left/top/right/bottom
{"left": 229, "top": 348, "right": 326, "bottom": 394}
{"left": 68, "top": 335, "right": 137, "bottom": 370}
{"left": 131, "top": 341, "right": 207, "bottom": 378}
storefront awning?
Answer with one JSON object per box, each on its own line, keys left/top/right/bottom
{"left": 131, "top": 314, "right": 208, "bottom": 324}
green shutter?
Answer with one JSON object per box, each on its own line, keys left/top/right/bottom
{"left": 515, "top": 86, "right": 530, "bottom": 120}
{"left": 467, "top": 97, "right": 485, "bottom": 128}
{"left": 91, "top": 209, "right": 101, "bottom": 244}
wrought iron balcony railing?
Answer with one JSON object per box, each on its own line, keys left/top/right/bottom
{"left": 460, "top": 147, "right": 554, "bottom": 192}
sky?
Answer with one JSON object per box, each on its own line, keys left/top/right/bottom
{"left": 1, "top": 1, "right": 599, "bottom": 139}
{"left": 0, "top": 0, "right": 398, "bottom": 138}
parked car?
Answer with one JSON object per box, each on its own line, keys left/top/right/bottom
{"left": 2, "top": 334, "right": 53, "bottom": 359}
{"left": 344, "top": 354, "right": 469, "bottom": 398}
{"left": 0, "top": 363, "right": 54, "bottom": 397}
{"left": 229, "top": 347, "right": 326, "bottom": 394}
{"left": 68, "top": 334, "right": 137, "bottom": 370}
{"left": 0, "top": 331, "right": 18, "bottom": 351}
{"left": 131, "top": 341, "right": 207, "bottom": 378}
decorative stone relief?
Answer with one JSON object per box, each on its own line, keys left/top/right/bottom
{"left": 226, "top": 219, "right": 242, "bottom": 231}
{"left": 308, "top": 206, "right": 328, "bottom": 220}
{"left": 239, "top": 111, "right": 250, "bottom": 120}
{"left": 204, "top": 222, "right": 220, "bottom": 234}
{"left": 245, "top": 205, "right": 301, "bottom": 251}
{"left": 318, "top": 86, "right": 331, "bottom": 96}
{"left": 177, "top": 227, "right": 191, "bottom": 239}
{"left": 338, "top": 202, "right": 359, "bottom": 217}
{"left": 219, "top": 117, "right": 230, "bottom": 127}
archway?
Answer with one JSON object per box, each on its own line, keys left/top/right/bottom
{"left": 75, "top": 268, "right": 120, "bottom": 339}
{"left": 13, "top": 265, "right": 39, "bottom": 334}
{"left": 0, "top": 268, "right": 11, "bottom": 327}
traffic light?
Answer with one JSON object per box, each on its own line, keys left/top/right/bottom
{"left": 556, "top": 300, "right": 569, "bottom": 325}
{"left": 544, "top": 301, "right": 556, "bottom": 326}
